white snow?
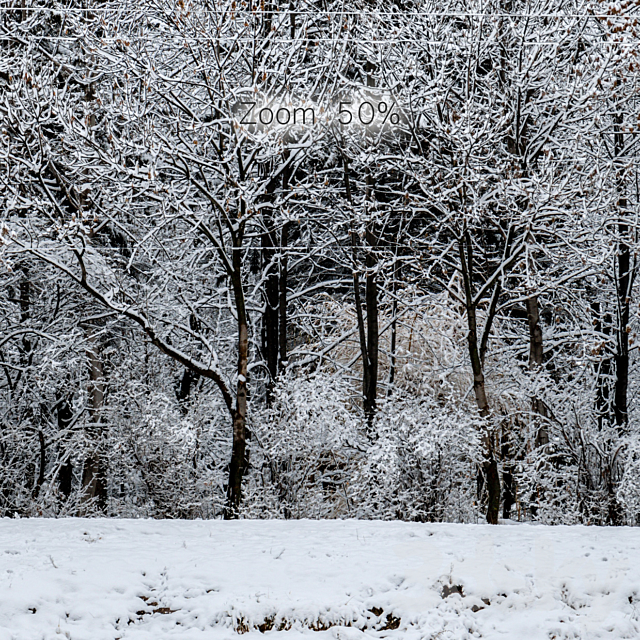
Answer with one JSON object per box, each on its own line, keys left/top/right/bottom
{"left": 1, "top": 518, "right": 639, "bottom": 639}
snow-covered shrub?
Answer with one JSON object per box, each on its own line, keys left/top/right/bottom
{"left": 617, "top": 436, "right": 640, "bottom": 523}
{"left": 103, "top": 356, "right": 230, "bottom": 519}
{"left": 511, "top": 368, "right": 630, "bottom": 526}
{"left": 350, "top": 395, "right": 481, "bottom": 523}
{"left": 243, "top": 360, "right": 485, "bottom": 523}
{"left": 245, "top": 371, "right": 364, "bottom": 519}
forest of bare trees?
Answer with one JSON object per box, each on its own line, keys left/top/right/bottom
{"left": 1, "top": 0, "right": 640, "bottom": 525}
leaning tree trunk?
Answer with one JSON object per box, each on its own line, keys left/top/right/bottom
{"left": 459, "top": 232, "right": 500, "bottom": 524}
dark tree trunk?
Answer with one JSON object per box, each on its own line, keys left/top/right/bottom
{"left": 177, "top": 368, "right": 199, "bottom": 407}
{"left": 81, "top": 454, "right": 105, "bottom": 508}
{"left": 604, "top": 112, "right": 633, "bottom": 525}
{"left": 226, "top": 402, "right": 247, "bottom": 518}
{"left": 177, "top": 314, "right": 201, "bottom": 409}
{"left": 526, "top": 295, "right": 549, "bottom": 446}
{"left": 485, "top": 459, "right": 501, "bottom": 525}
{"left": 591, "top": 301, "right": 614, "bottom": 428}
{"left": 13, "top": 270, "right": 34, "bottom": 389}
{"left": 351, "top": 259, "right": 371, "bottom": 420}
{"left": 501, "top": 469, "right": 515, "bottom": 520}
{"left": 289, "top": 1, "right": 295, "bottom": 38}
{"left": 350, "top": 247, "right": 378, "bottom": 432}
{"left": 363, "top": 222, "right": 378, "bottom": 431}
{"left": 261, "top": 157, "right": 294, "bottom": 397}
{"left": 526, "top": 295, "right": 544, "bottom": 367}
{"left": 81, "top": 327, "right": 106, "bottom": 509}
{"left": 343, "top": 155, "right": 379, "bottom": 432}
{"left": 279, "top": 222, "right": 290, "bottom": 372}
{"left": 388, "top": 254, "right": 402, "bottom": 392}
{"left": 33, "top": 429, "right": 46, "bottom": 499}
{"left": 57, "top": 399, "right": 74, "bottom": 498}
{"left": 613, "top": 113, "right": 631, "bottom": 433}
{"left": 263, "top": 0, "right": 272, "bottom": 35}
{"left": 458, "top": 233, "right": 500, "bottom": 524}
{"left": 501, "top": 432, "right": 515, "bottom": 520}
{"left": 262, "top": 218, "right": 280, "bottom": 395}
{"left": 388, "top": 297, "right": 398, "bottom": 390}
{"left": 460, "top": 237, "right": 489, "bottom": 417}
{"left": 225, "top": 228, "right": 249, "bottom": 519}
{"left": 467, "top": 304, "right": 489, "bottom": 416}
{"left": 614, "top": 346, "right": 629, "bottom": 429}
{"left": 19, "top": 278, "right": 31, "bottom": 355}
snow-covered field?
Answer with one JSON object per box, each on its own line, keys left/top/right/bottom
{"left": 1, "top": 519, "right": 639, "bottom": 640}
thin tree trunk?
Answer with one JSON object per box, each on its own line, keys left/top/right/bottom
{"left": 57, "top": 398, "right": 74, "bottom": 498}
{"left": 526, "top": 295, "right": 549, "bottom": 446}
{"left": 177, "top": 314, "right": 201, "bottom": 410}
{"left": 177, "top": 368, "right": 199, "bottom": 407}
{"left": 289, "top": 0, "right": 295, "bottom": 38}
{"left": 591, "top": 301, "right": 614, "bottom": 428}
{"left": 605, "top": 111, "right": 632, "bottom": 525}
{"left": 19, "top": 278, "right": 31, "bottom": 355}
{"left": 33, "top": 429, "right": 46, "bottom": 499}
{"left": 501, "top": 446, "right": 515, "bottom": 520}
{"left": 364, "top": 219, "right": 378, "bottom": 431}
{"left": 526, "top": 295, "right": 544, "bottom": 367}
{"left": 613, "top": 113, "right": 631, "bottom": 432}
{"left": 263, "top": 248, "right": 279, "bottom": 391}
{"left": 225, "top": 229, "right": 249, "bottom": 519}
{"left": 458, "top": 233, "right": 499, "bottom": 524}
{"left": 363, "top": 74, "right": 378, "bottom": 431}
{"left": 279, "top": 222, "right": 290, "bottom": 372}
{"left": 261, "top": 207, "right": 280, "bottom": 399}
{"left": 388, "top": 231, "right": 403, "bottom": 392}
{"left": 388, "top": 297, "right": 398, "bottom": 391}
{"left": 81, "top": 326, "right": 106, "bottom": 509}
{"left": 351, "top": 247, "right": 371, "bottom": 415}
{"left": 343, "top": 153, "right": 378, "bottom": 432}
{"left": 278, "top": 153, "right": 294, "bottom": 375}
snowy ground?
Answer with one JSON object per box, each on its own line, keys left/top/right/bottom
{"left": 1, "top": 519, "right": 639, "bottom": 640}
